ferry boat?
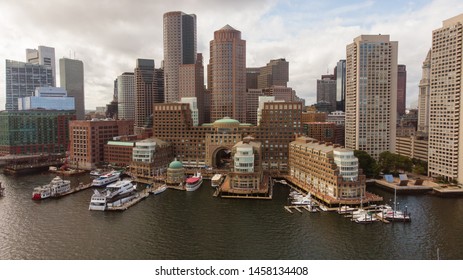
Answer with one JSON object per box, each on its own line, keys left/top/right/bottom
{"left": 91, "top": 170, "right": 121, "bottom": 187}
{"left": 89, "top": 180, "right": 137, "bottom": 211}
{"left": 211, "top": 174, "right": 223, "bottom": 188}
{"left": 32, "top": 176, "right": 71, "bottom": 200}
{"left": 185, "top": 172, "right": 203, "bottom": 191}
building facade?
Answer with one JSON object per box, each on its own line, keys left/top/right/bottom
{"left": 117, "top": 72, "right": 135, "bottom": 120}
{"left": 18, "top": 87, "right": 74, "bottom": 111}
{"left": 163, "top": 11, "right": 197, "bottom": 103}
{"left": 289, "top": 137, "right": 366, "bottom": 200}
{"left": 69, "top": 119, "right": 134, "bottom": 170}
{"left": 26, "top": 46, "right": 56, "bottom": 86}
{"left": 208, "top": 25, "right": 246, "bottom": 122}
{"left": 257, "top": 58, "right": 289, "bottom": 89}
{"left": 428, "top": 14, "right": 463, "bottom": 183}
{"left": 418, "top": 50, "right": 431, "bottom": 134}
{"left": 59, "top": 58, "right": 84, "bottom": 120}
{"left": 397, "top": 64, "right": 407, "bottom": 116}
{"left": 179, "top": 53, "right": 205, "bottom": 124}
{"left": 0, "top": 110, "right": 75, "bottom": 155}
{"left": 396, "top": 135, "right": 428, "bottom": 162}
{"left": 345, "top": 35, "right": 398, "bottom": 160}
{"left": 336, "top": 59, "right": 346, "bottom": 111}
{"left": 317, "top": 74, "right": 337, "bottom": 113}
{"left": 104, "top": 140, "right": 135, "bottom": 167}
{"left": 229, "top": 137, "right": 263, "bottom": 191}
{"left": 5, "top": 60, "right": 53, "bottom": 111}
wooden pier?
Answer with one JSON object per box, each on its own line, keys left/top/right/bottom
{"left": 107, "top": 189, "right": 150, "bottom": 211}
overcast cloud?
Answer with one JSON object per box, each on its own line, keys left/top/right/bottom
{"left": 1, "top": 0, "right": 463, "bottom": 111}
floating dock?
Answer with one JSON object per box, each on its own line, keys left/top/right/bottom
{"left": 107, "top": 189, "right": 150, "bottom": 211}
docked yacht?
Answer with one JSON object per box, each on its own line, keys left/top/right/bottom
{"left": 151, "top": 184, "right": 167, "bottom": 195}
{"left": 89, "top": 180, "right": 137, "bottom": 211}
{"left": 211, "top": 174, "right": 224, "bottom": 188}
{"left": 91, "top": 170, "right": 121, "bottom": 187}
{"left": 377, "top": 205, "right": 411, "bottom": 222}
{"left": 185, "top": 172, "right": 203, "bottom": 191}
{"left": 32, "top": 176, "right": 71, "bottom": 200}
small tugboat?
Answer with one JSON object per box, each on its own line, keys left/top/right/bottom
{"left": 32, "top": 176, "right": 71, "bottom": 200}
{"left": 185, "top": 172, "right": 203, "bottom": 191}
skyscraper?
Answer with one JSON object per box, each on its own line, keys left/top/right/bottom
{"left": 316, "top": 74, "right": 336, "bottom": 112}
{"left": 179, "top": 53, "right": 205, "bottom": 124}
{"left": 257, "top": 58, "right": 289, "bottom": 89}
{"left": 335, "top": 59, "right": 346, "bottom": 111}
{"left": 117, "top": 72, "right": 135, "bottom": 120}
{"left": 208, "top": 24, "right": 246, "bottom": 122}
{"left": 428, "top": 14, "right": 463, "bottom": 183}
{"left": 5, "top": 60, "right": 53, "bottom": 110}
{"left": 345, "top": 35, "right": 398, "bottom": 160}
{"left": 26, "top": 46, "right": 56, "bottom": 86}
{"left": 163, "top": 11, "right": 197, "bottom": 103}
{"left": 417, "top": 50, "right": 431, "bottom": 134}
{"left": 397, "top": 64, "right": 407, "bottom": 116}
{"left": 134, "top": 59, "right": 164, "bottom": 134}
{"left": 60, "top": 58, "right": 84, "bottom": 120}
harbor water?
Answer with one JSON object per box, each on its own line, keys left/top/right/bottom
{"left": 1, "top": 172, "right": 462, "bottom": 260}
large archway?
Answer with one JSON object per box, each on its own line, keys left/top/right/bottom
{"left": 213, "top": 147, "right": 232, "bottom": 169}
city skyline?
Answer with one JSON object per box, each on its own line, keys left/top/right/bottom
{"left": 1, "top": 0, "right": 462, "bottom": 111}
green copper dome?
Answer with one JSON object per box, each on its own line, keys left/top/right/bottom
{"left": 214, "top": 117, "right": 240, "bottom": 124}
{"left": 169, "top": 160, "right": 183, "bottom": 169}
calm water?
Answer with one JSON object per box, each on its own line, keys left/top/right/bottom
{"left": 0, "top": 171, "right": 462, "bottom": 260}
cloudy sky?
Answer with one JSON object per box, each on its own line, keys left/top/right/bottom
{"left": 1, "top": 0, "right": 462, "bottom": 111}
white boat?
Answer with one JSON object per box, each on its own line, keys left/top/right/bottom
{"left": 291, "top": 194, "right": 312, "bottom": 205}
{"left": 89, "top": 180, "right": 137, "bottom": 211}
{"left": 91, "top": 170, "right": 121, "bottom": 187}
{"left": 211, "top": 174, "right": 223, "bottom": 188}
{"left": 185, "top": 172, "right": 203, "bottom": 191}
{"left": 354, "top": 213, "right": 377, "bottom": 224}
{"left": 32, "top": 176, "right": 71, "bottom": 200}
{"left": 90, "top": 169, "right": 103, "bottom": 176}
{"left": 380, "top": 188, "right": 411, "bottom": 222}
{"left": 151, "top": 184, "right": 167, "bottom": 195}
{"left": 338, "top": 205, "right": 355, "bottom": 214}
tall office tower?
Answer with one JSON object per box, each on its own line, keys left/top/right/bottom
{"left": 134, "top": 59, "right": 164, "bottom": 133}
{"left": 5, "top": 60, "right": 53, "bottom": 110}
{"left": 316, "top": 74, "right": 336, "bottom": 112}
{"left": 117, "top": 72, "right": 135, "bottom": 120}
{"left": 397, "top": 65, "right": 407, "bottom": 116}
{"left": 257, "top": 58, "right": 289, "bottom": 89}
{"left": 417, "top": 50, "right": 431, "bottom": 134}
{"left": 179, "top": 53, "right": 205, "bottom": 124}
{"left": 428, "top": 14, "right": 463, "bottom": 183}
{"left": 246, "top": 67, "right": 260, "bottom": 89}
{"left": 336, "top": 59, "right": 346, "bottom": 111}
{"left": 163, "top": 11, "right": 197, "bottom": 103}
{"left": 208, "top": 25, "right": 246, "bottom": 122}
{"left": 26, "top": 46, "right": 56, "bottom": 86}
{"left": 345, "top": 35, "right": 398, "bottom": 160}
{"left": 60, "top": 58, "right": 85, "bottom": 120}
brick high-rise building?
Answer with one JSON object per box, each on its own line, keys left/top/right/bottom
{"left": 317, "top": 74, "right": 336, "bottom": 112}
{"left": 117, "top": 72, "right": 135, "bottom": 121}
{"left": 179, "top": 53, "right": 205, "bottom": 124}
{"left": 345, "top": 35, "right": 398, "bottom": 160}
{"left": 163, "top": 11, "right": 197, "bottom": 103}
{"left": 208, "top": 25, "right": 246, "bottom": 122}
{"left": 428, "top": 14, "right": 463, "bottom": 183}
{"left": 257, "top": 58, "right": 289, "bottom": 89}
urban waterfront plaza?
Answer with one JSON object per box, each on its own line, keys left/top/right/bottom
{"left": 1, "top": 2, "right": 463, "bottom": 269}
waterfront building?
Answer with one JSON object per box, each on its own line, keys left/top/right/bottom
{"left": 104, "top": 140, "right": 135, "bottom": 167}
{"left": 166, "top": 159, "right": 185, "bottom": 186}
{"left": 5, "top": 60, "right": 53, "bottom": 111}
{"left": 134, "top": 59, "right": 164, "bottom": 134}
{"left": 257, "top": 58, "right": 289, "bottom": 89}
{"left": 428, "top": 14, "right": 463, "bottom": 183}
{"left": 152, "top": 101, "right": 302, "bottom": 172}
{"left": 179, "top": 53, "right": 205, "bottom": 124}
{"left": 289, "top": 136, "right": 366, "bottom": 200}
{"left": 396, "top": 135, "right": 428, "bottom": 162}
{"left": 59, "top": 58, "right": 85, "bottom": 120}
{"left": 336, "top": 59, "right": 346, "bottom": 111}
{"left": 129, "top": 138, "right": 173, "bottom": 185}
{"left": 397, "top": 65, "right": 407, "bottom": 116}
{"left": 345, "top": 34, "right": 398, "bottom": 160}
{"left": 18, "top": 87, "right": 74, "bottom": 111}
{"left": 117, "top": 72, "right": 135, "bottom": 120}
{"left": 208, "top": 24, "right": 246, "bottom": 122}
{"left": 163, "top": 11, "right": 197, "bottom": 103}
{"left": 0, "top": 110, "right": 75, "bottom": 155}
{"left": 228, "top": 136, "right": 263, "bottom": 191}
{"left": 317, "top": 74, "right": 336, "bottom": 112}
{"left": 26, "top": 46, "right": 56, "bottom": 86}
{"left": 69, "top": 119, "right": 134, "bottom": 170}
{"left": 418, "top": 50, "right": 431, "bottom": 134}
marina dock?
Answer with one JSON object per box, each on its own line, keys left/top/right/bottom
{"left": 372, "top": 178, "right": 463, "bottom": 196}
{"left": 107, "top": 190, "right": 150, "bottom": 211}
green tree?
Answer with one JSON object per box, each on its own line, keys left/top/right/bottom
{"left": 354, "top": 150, "right": 379, "bottom": 178}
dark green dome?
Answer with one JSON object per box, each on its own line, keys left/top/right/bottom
{"left": 169, "top": 160, "right": 183, "bottom": 169}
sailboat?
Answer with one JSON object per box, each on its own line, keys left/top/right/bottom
{"left": 379, "top": 188, "right": 411, "bottom": 222}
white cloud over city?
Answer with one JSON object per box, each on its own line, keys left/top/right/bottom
{"left": 1, "top": 0, "right": 462, "bottom": 110}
